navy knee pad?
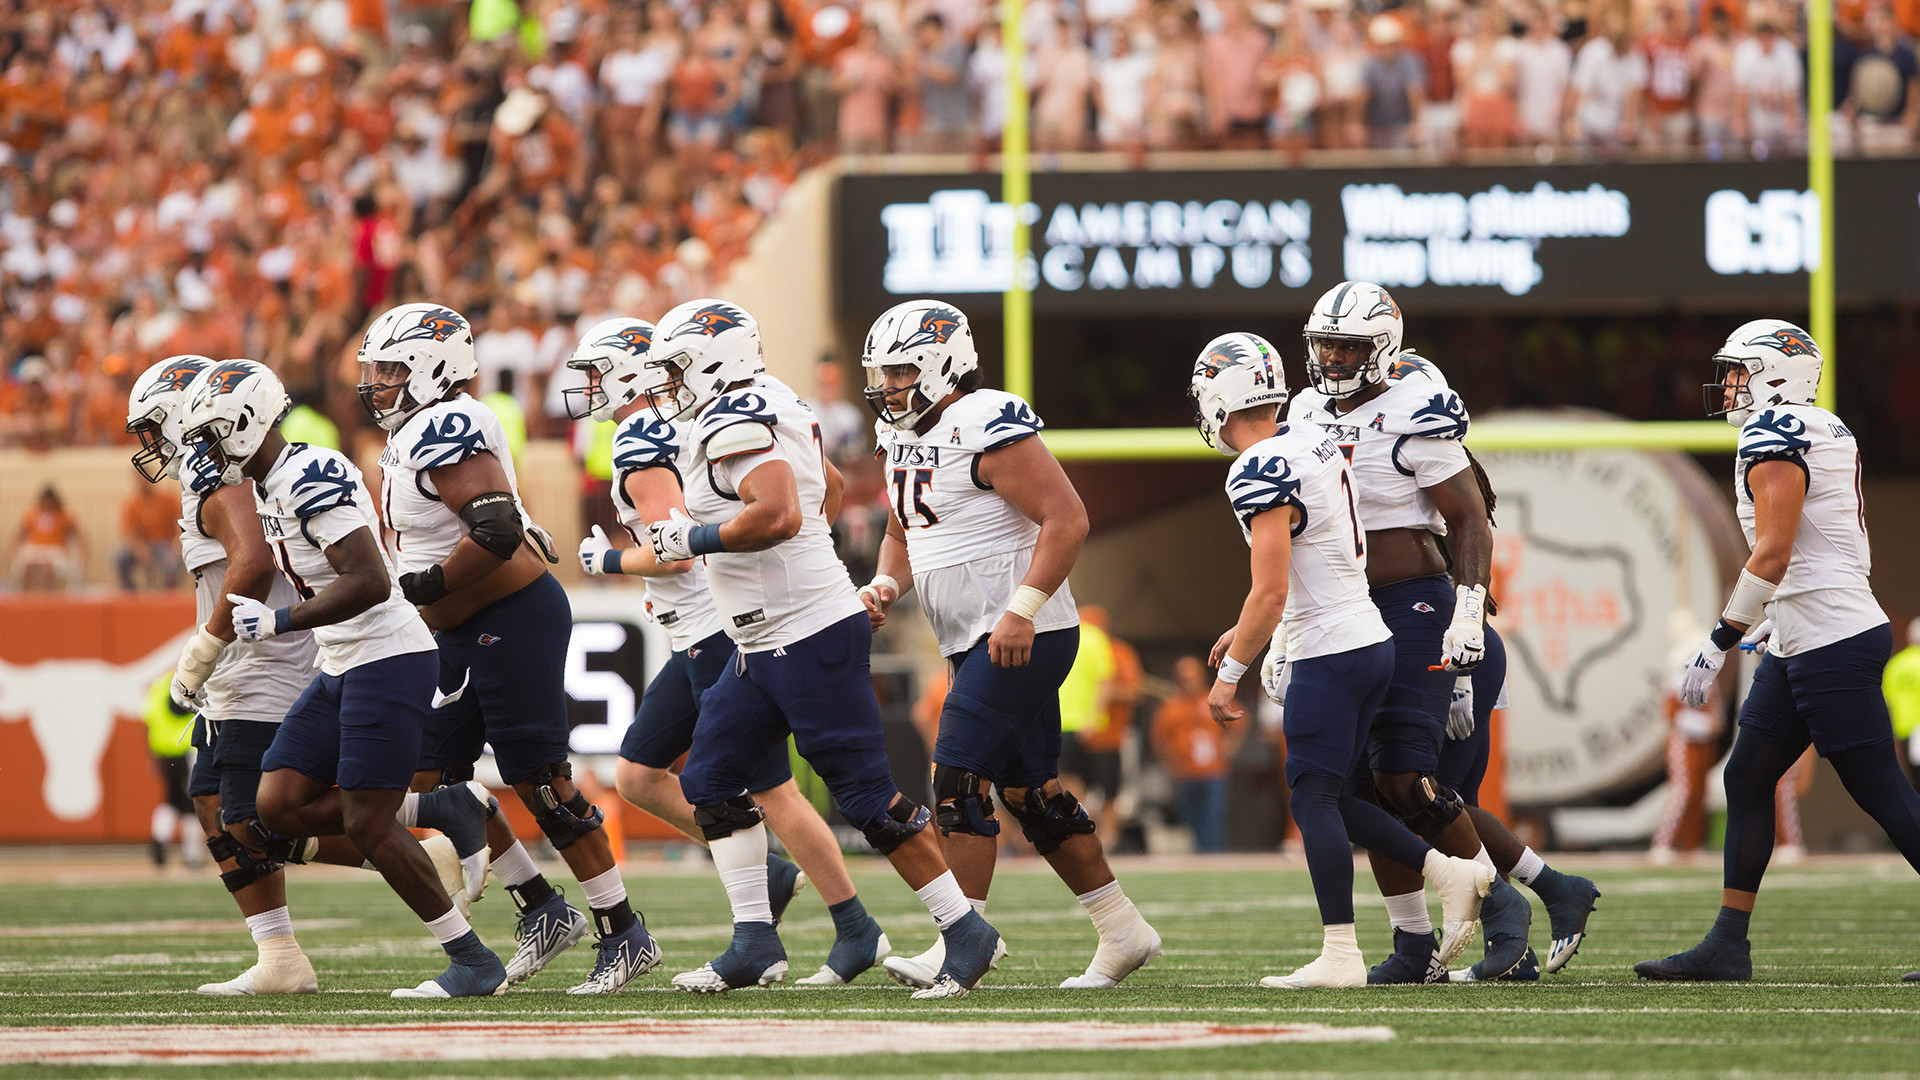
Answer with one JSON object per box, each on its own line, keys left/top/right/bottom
{"left": 1004, "top": 784, "right": 1096, "bottom": 856}
{"left": 860, "top": 796, "right": 931, "bottom": 855}
{"left": 1387, "top": 775, "right": 1465, "bottom": 840}
{"left": 531, "top": 761, "right": 605, "bottom": 850}
{"left": 206, "top": 832, "right": 281, "bottom": 893}
{"left": 693, "top": 793, "right": 766, "bottom": 843}
{"left": 932, "top": 763, "right": 1001, "bottom": 838}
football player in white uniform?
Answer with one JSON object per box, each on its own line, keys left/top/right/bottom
{"left": 1190, "top": 333, "right": 1492, "bottom": 988}
{"left": 1289, "top": 282, "right": 1598, "bottom": 981}
{"left": 130, "top": 355, "right": 325, "bottom": 995}
{"left": 359, "top": 303, "right": 660, "bottom": 995}
{"left": 570, "top": 316, "right": 891, "bottom": 986}
{"left": 180, "top": 360, "right": 505, "bottom": 999}
{"left": 631, "top": 299, "right": 1002, "bottom": 998}
{"left": 1636, "top": 322, "right": 1920, "bottom": 982}
{"left": 857, "top": 300, "right": 1160, "bottom": 994}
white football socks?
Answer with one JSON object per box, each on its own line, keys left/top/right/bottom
{"left": 916, "top": 870, "right": 971, "bottom": 930}
{"left": 1472, "top": 845, "right": 1498, "bottom": 876}
{"left": 490, "top": 841, "right": 540, "bottom": 888}
{"left": 424, "top": 907, "right": 474, "bottom": 945}
{"left": 245, "top": 907, "right": 294, "bottom": 944}
{"left": 1512, "top": 847, "right": 1546, "bottom": 885}
{"left": 1383, "top": 890, "right": 1433, "bottom": 935}
{"left": 711, "top": 824, "right": 773, "bottom": 924}
{"left": 969, "top": 897, "right": 988, "bottom": 917}
{"left": 579, "top": 866, "right": 627, "bottom": 911}
{"left": 1076, "top": 880, "right": 1142, "bottom": 938}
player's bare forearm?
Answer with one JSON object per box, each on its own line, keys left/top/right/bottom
{"left": 822, "top": 458, "right": 845, "bottom": 522}
{"left": 1428, "top": 466, "right": 1494, "bottom": 589}
{"left": 288, "top": 528, "right": 390, "bottom": 632}
{"left": 876, "top": 523, "right": 914, "bottom": 596}
{"left": 725, "top": 460, "right": 802, "bottom": 551}
{"left": 202, "top": 483, "right": 275, "bottom": 642}
{"left": 1744, "top": 459, "right": 1805, "bottom": 588}
{"left": 981, "top": 436, "right": 1088, "bottom": 596}
{"left": 622, "top": 469, "right": 691, "bottom": 577}
{"left": 437, "top": 535, "right": 509, "bottom": 591}
{"left": 1229, "top": 508, "right": 1295, "bottom": 668}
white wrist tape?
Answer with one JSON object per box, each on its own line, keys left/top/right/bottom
{"left": 867, "top": 574, "right": 900, "bottom": 598}
{"left": 1007, "top": 585, "right": 1050, "bottom": 621}
{"left": 1452, "top": 583, "right": 1486, "bottom": 627}
{"left": 1217, "top": 653, "right": 1249, "bottom": 685}
{"left": 1722, "top": 568, "right": 1780, "bottom": 629}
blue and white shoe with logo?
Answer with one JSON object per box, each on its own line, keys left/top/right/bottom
{"left": 505, "top": 890, "right": 590, "bottom": 986}
{"left": 567, "top": 918, "right": 663, "bottom": 995}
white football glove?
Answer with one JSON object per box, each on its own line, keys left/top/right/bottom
{"left": 647, "top": 508, "right": 697, "bottom": 563}
{"left": 1447, "top": 676, "right": 1475, "bottom": 740}
{"left": 578, "top": 525, "right": 621, "bottom": 576}
{"left": 1740, "top": 618, "right": 1775, "bottom": 657}
{"left": 170, "top": 627, "right": 226, "bottom": 705}
{"left": 1441, "top": 584, "right": 1487, "bottom": 671}
{"left": 1259, "top": 644, "right": 1293, "bottom": 707}
{"left": 1677, "top": 638, "right": 1728, "bottom": 709}
{"left": 228, "top": 594, "right": 282, "bottom": 642}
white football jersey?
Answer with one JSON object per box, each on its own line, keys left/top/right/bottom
{"left": 1734, "top": 403, "right": 1884, "bottom": 657}
{"left": 178, "top": 446, "right": 317, "bottom": 723}
{"left": 379, "top": 396, "right": 537, "bottom": 576}
{"left": 255, "top": 443, "right": 437, "bottom": 675}
{"left": 1290, "top": 366, "right": 1472, "bottom": 535}
{"left": 1225, "top": 421, "right": 1391, "bottom": 661}
{"left": 682, "top": 378, "right": 863, "bottom": 652}
{"left": 610, "top": 410, "right": 725, "bottom": 652}
{"left": 874, "top": 390, "right": 1078, "bottom": 657}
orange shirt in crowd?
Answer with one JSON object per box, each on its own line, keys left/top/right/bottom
{"left": 1, "top": 76, "right": 69, "bottom": 154}
{"left": 121, "top": 488, "right": 178, "bottom": 545}
{"left": 1151, "top": 693, "right": 1230, "bottom": 781}
{"left": 1080, "top": 634, "right": 1141, "bottom": 754}
{"left": 20, "top": 506, "right": 78, "bottom": 548}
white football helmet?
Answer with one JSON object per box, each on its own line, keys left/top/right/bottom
{"left": 1188, "top": 332, "right": 1290, "bottom": 456}
{"left": 181, "top": 360, "right": 291, "bottom": 486}
{"left": 1707, "top": 319, "right": 1822, "bottom": 425}
{"left": 861, "top": 300, "right": 978, "bottom": 430}
{"left": 565, "top": 317, "right": 658, "bottom": 421}
{"left": 126, "top": 355, "right": 214, "bottom": 482}
{"left": 357, "top": 303, "right": 479, "bottom": 430}
{"left": 1303, "top": 280, "right": 1403, "bottom": 399}
{"left": 647, "top": 299, "right": 764, "bottom": 421}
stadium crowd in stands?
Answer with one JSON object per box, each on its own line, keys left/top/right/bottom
{"left": 3, "top": 0, "right": 1917, "bottom": 454}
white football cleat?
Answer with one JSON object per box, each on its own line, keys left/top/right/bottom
{"left": 910, "top": 974, "right": 973, "bottom": 1000}
{"left": 671, "top": 959, "right": 788, "bottom": 993}
{"left": 420, "top": 835, "right": 473, "bottom": 917}
{"left": 1425, "top": 852, "right": 1494, "bottom": 968}
{"left": 1259, "top": 951, "right": 1368, "bottom": 989}
{"left": 882, "top": 934, "right": 1008, "bottom": 990}
{"left": 1059, "top": 919, "right": 1162, "bottom": 989}
{"left": 196, "top": 953, "right": 319, "bottom": 996}
{"left": 795, "top": 932, "right": 891, "bottom": 985}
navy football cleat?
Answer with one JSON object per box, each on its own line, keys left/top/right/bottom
{"left": 1473, "top": 879, "right": 1533, "bottom": 981}
{"left": 674, "top": 922, "right": 788, "bottom": 992}
{"left": 1451, "top": 945, "right": 1540, "bottom": 983}
{"left": 568, "top": 918, "right": 663, "bottom": 995}
{"left": 1367, "top": 928, "right": 1446, "bottom": 985}
{"left": 912, "top": 911, "right": 1002, "bottom": 1000}
{"left": 1532, "top": 870, "right": 1600, "bottom": 974}
{"left": 1634, "top": 935, "right": 1751, "bottom": 981}
{"left": 767, "top": 855, "right": 805, "bottom": 925}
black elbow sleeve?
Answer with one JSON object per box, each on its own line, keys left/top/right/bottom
{"left": 459, "top": 492, "right": 524, "bottom": 560}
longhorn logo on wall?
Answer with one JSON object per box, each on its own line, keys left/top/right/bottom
{"left": 1479, "top": 419, "right": 1747, "bottom": 803}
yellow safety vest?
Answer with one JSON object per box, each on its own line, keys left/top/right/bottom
{"left": 143, "top": 674, "right": 195, "bottom": 758}
{"left": 1886, "top": 646, "right": 1920, "bottom": 740}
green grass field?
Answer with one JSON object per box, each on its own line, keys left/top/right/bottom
{"left": 3, "top": 853, "right": 1917, "bottom": 1078}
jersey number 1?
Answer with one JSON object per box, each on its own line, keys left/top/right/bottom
{"left": 891, "top": 468, "right": 938, "bottom": 529}
{"left": 1339, "top": 470, "right": 1366, "bottom": 559}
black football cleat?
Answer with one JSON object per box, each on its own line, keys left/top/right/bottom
{"left": 1634, "top": 935, "right": 1751, "bottom": 981}
{"left": 1367, "top": 928, "right": 1445, "bottom": 985}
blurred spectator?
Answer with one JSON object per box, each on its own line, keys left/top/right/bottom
{"left": 1567, "top": 7, "right": 1647, "bottom": 146}
{"left": 1454, "top": 7, "right": 1519, "bottom": 148}
{"left": 1202, "top": 0, "right": 1272, "bottom": 147}
{"left": 1691, "top": 5, "right": 1742, "bottom": 152}
{"left": 116, "top": 474, "right": 181, "bottom": 591}
{"left": 1734, "top": 11, "right": 1805, "bottom": 153}
{"left": 1034, "top": 16, "right": 1095, "bottom": 151}
{"left": 834, "top": 24, "right": 896, "bottom": 153}
{"left": 804, "top": 357, "right": 867, "bottom": 466}
{"left": 1512, "top": 5, "right": 1574, "bottom": 145}
{"left": 1318, "top": 10, "right": 1371, "bottom": 149}
{"left": 907, "top": 15, "right": 972, "bottom": 151}
{"left": 142, "top": 673, "right": 202, "bottom": 867}
{"left": 1151, "top": 656, "right": 1234, "bottom": 853}
{"left": 1639, "top": 6, "right": 1696, "bottom": 148}
{"left": 1362, "top": 15, "right": 1428, "bottom": 148}
{"left": 1095, "top": 29, "right": 1153, "bottom": 155}
{"left": 1843, "top": 5, "right": 1920, "bottom": 149}
{"left": 1887, "top": 617, "right": 1920, "bottom": 769}
{"left": 11, "top": 485, "right": 82, "bottom": 592}
{"left": 1145, "top": 7, "right": 1205, "bottom": 149}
